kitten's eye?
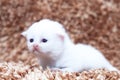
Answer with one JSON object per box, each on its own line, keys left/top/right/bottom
{"left": 41, "top": 38, "right": 48, "bottom": 43}
{"left": 29, "top": 38, "right": 34, "bottom": 43}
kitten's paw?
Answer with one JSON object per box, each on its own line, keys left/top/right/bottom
{"left": 50, "top": 68, "right": 61, "bottom": 72}
{"left": 51, "top": 67, "right": 74, "bottom": 72}
{"left": 60, "top": 68, "right": 74, "bottom": 72}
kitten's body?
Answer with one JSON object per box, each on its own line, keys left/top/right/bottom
{"left": 22, "top": 19, "right": 118, "bottom": 72}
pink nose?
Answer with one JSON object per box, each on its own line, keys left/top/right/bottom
{"left": 33, "top": 44, "right": 39, "bottom": 50}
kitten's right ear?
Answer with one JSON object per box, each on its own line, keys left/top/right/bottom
{"left": 21, "top": 31, "right": 27, "bottom": 37}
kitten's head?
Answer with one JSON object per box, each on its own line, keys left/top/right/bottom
{"left": 21, "top": 19, "right": 66, "bottom": 58}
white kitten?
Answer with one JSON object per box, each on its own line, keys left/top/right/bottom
{"left": 22, "top": 19, "right": 118, "bottom": 72}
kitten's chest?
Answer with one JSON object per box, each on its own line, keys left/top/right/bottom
{"left": 38, "top": 55, "right": 56, "bottom": 68}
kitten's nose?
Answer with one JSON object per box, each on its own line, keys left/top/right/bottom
{"left": 33, "top": 44, "right": 39, "bottom": 50}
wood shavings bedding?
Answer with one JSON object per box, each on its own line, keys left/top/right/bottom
{"left": 0, "top": 62, "right": 119, "bottom": 80}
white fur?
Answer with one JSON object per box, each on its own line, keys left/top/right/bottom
{"left": 22, "top": 19, "right": 118, "bottom": 72}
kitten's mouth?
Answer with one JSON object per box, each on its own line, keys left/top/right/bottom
{"left": 32, "top": 47, "right": 40, "bottom": 53}
{"left": 32, "top": 49, "right": 46, "bottom": 56}
{"left": 33, "top": 49, "right": 40, "bottom": 53}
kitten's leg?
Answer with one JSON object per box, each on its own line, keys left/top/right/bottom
{"left": 51, "top": 67, "right": 74, "bottom": 72}
{"left": 107, "top": 66, "right": 119, "bottom": 71}
{"left": 60, "top": 68, "right": 74, "bottom": 72}
{"left": 50, "top": 68, "right": 62, "bottom": 72}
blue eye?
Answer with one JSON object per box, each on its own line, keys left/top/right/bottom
{"left": 41, "top": 38, "right": 48, "bottom": 43}
{"left": 30, "top": 38, "right": 34, "bottom": 43}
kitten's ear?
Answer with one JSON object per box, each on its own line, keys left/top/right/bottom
{"left": 21, "top": 31, "right": 27, "bottom": 37}
{"left": 57, "top": 34, "right": 64, "bottom": 41}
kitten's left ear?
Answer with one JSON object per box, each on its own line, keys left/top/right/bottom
{"left": 57, "top": 34, "right": 64, "bottom": 41}
{"left": 21, "top": 31, "right": 27, "bottom": 37}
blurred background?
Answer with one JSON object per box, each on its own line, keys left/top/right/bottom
{"left": 0, "top": 0, "right": 120, "bottom": 70}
